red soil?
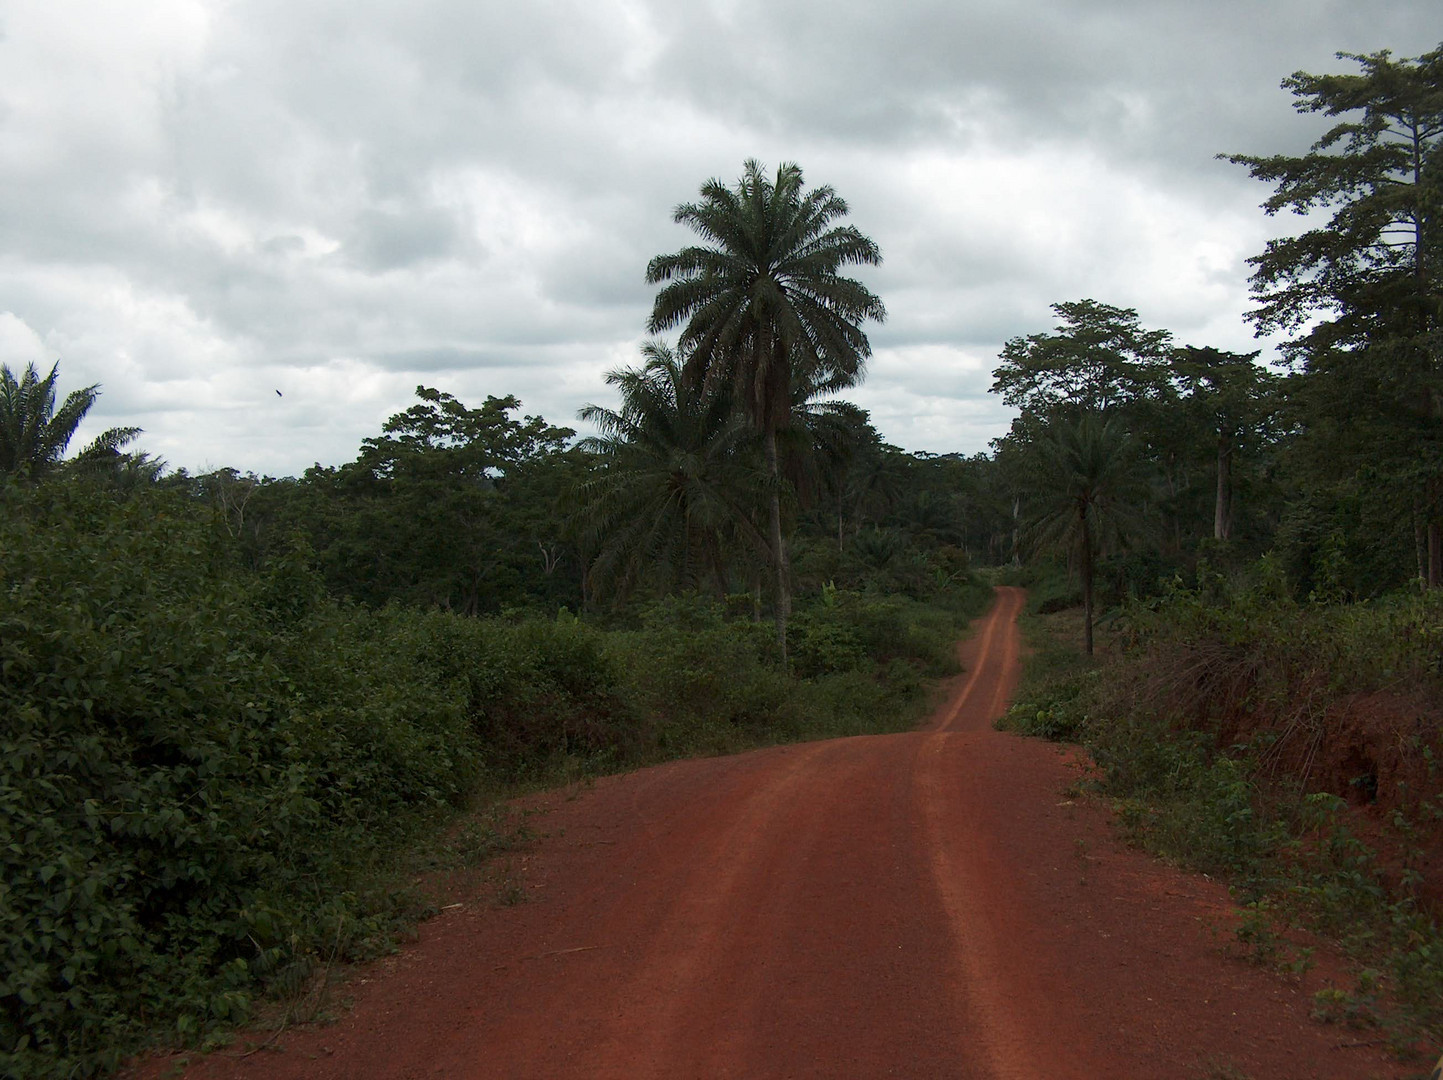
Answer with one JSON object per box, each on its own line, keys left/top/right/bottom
{"left": 134, "top": 587, "right": 1420, "bottom": 1079}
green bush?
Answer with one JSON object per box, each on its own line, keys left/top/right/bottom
{"left": 0, "top": 480, "right": 497, "bottom": 1077}
{"left": 996, "top": 611, "right": 1095, "bottom": 741}
{"left": 790, "top": 588, "right": 964, "bottom": 679}
{"left": 603, "top": 598, "right": 798, "bottom": 755}
{"left": 0, "top": 482, "right": 655, "bottom": 1076}
{"left": 602, "top": 589, "right": 974, "bottom": 757}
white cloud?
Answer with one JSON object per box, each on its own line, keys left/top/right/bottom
{"left": 0, "top": 312, "right": 53, "bottom": 367}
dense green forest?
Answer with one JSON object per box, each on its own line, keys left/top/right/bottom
{"left": 2, "top": 44, "right": 1441, "bottom": 1076}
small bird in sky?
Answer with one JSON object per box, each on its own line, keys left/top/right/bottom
{"left": 275, "top": 390, "right": 283, "bottom": 397}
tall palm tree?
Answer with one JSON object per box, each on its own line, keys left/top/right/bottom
{"left": 575, "top": 342, "right": 768, "bottom": 602}
{"left": 646, "top": 160, "right": 886, "bottom": 647}
{"left": 0, "top": 361, "right": 139, "bottom": 478}
{"left": 1023, "top": 412, "right": 1143, "bottom": 655}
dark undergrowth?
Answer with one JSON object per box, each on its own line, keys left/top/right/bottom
{"left": 999, "top": 566, "right": 1443, "bottom": 1061}
{"left": 1, "top": 477, "right": 989, "bottom": 1079}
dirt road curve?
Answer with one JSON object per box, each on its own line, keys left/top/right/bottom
{"left": 147, "top": 587, "right": 1410, "bottom": 1079}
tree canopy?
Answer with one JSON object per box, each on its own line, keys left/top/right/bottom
{"left": 1226, "top": 43, "right": 1443, "bottom": 588}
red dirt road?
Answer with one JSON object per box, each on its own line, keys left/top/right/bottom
{"left": 147, "top": 587, "right": 1413, "bottom": 1079}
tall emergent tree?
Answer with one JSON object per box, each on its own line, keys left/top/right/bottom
{"left": 0, "top": 361, "right": 139, "bottom": 479}
{"left": 992, "top": 299, "right": 1175, "bottom": 418}
{"left": 297, "top": 387, "right": 577, "bottom": 613}
{"left": 1223, "top": 44, "right": 1443, "bottom": 584}
{"left": 646, "top": 160, "right": 886, "bottom": 646}
{"left": 1172, "top": 346, "right": 1280, "bottom": 542}
{"left": 992, "top": 301, "right": 1197, "bottom": 552}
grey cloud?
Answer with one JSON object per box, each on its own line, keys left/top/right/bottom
{"left": 374, "top": 347, "right": 518, "bottom": 372}
{"left": 646, "top": 0, "right": 1437, "bottom": 174}
{"left": 2, "top": 0, "right": 1436, "bottom": 475}
{"left": 344, "top": 205, "right": 468, "bottom": 270}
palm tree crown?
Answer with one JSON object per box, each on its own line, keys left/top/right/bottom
{"left": 646, "top": 159, "right": 886, "bottom": 434}
{"left": 1023, "top": 412, "right": 1144, "bottom": 654}
{"left": 575, "top": 342, "right": 766, "bottom": 601}
{"left": 0, "top": 362, "right": 137, "bottom": 478}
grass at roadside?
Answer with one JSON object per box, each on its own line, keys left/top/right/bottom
{"left": 998, "top": 597, "right": 1443, "bottom": 1062}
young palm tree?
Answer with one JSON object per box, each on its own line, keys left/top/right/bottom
{"left": 0, "top": 361, "right": 139, "bottom": 478}
{"left": 575, "top": 342, "right": 768, "bottom": 602}
{"left": 1023, "top": 412, "right": 1143, "bottom": 655}
{"left": 646, "top": 160, "right": 886, "bottom": 646}
{"left": 777, "top": 366, "right": 870, "bottom": 521}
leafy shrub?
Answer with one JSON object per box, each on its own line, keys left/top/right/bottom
{"left": 1, "top": 482, "right": 657, "bottom": 1076}
{"left": 603, "top": 598, "right": 795, "bottom": 756}
{"left": 1016, "top": 563, "right": 1084, "bottom": 614}
{"left": 398, "top": 611, "right": 646, "bottom": 779}
{"left": 997, "top": 611, "right": 1095, "bottom": 741}
{"left": 603, "top": 588, "right": 976, "bottom": 757}
{"left": 790, "top": 588, "right": 963, "bottom": 678}
{"left": 0, "top": 480, "right": 494, "bottom": 1077}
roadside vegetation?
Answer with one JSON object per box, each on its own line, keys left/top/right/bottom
{"left": 4, "top": 41, "right": 1442, "bottom": 1078}
{"left": 1001, "top": 563, "right": 1443, "bottom": 1053}
{"left": 0, "top": 472, "right": 988, "bottom": 1079}
{"left": 991, "top": 45, "right": 1443, "bottom": 1059}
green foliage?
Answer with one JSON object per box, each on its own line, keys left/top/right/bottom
{"left": 646, "top": 159, "right": 886, "bottom": 436}
{"left": 1223, "top": 44, "right": 1443, "bottom": 594}
{"left": 243, "top": 388, "right": 583, "bottom": 616}
{"left": 646, "top": 158, "right": 887, "bottom": 643}
{"left": 788, "top": 589, "right": 963, "bottom": 681}
{"left": 996, "top": 613, "right": 1094, "bottom": 741}
{"left": 575, "top": 343, "right": 765, "bottom": 602}
{"left": 605, "top": 599, "right": 794, "bottom": 755}
{"left": 992, "top": 299, "right": 1174, "bottom": 416}
{"left": 603, "top": 586, "right": 977, "bottom": 758}
{"left": 1222, "top": 45, "right": 1443, "bottom": 357}
{"left": 0, "top": 478, "right": 489, "bottom": 1076}
{"left": 1016, "top": 411, "right": 1147, "bottom": 654}
{"left": 1272, "top": 480, "right": 1417, "bottom": 600}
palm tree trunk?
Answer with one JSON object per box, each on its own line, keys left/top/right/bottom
{"left": 1430, "top": 522, "right": 1442, "bottom": 590}
{"left": 1011, "top": 495, "right": 1021, "bottom": 567}
{"left": 708, "top": 532, "right": 728, "bottom": 598}
{"left": 1214, "top": 430, "right": 1234, "bottom": 541}
{"left": 764, "top": 427, "right": 791, "bottom": 658}
{"left": 1415, "top": 505, "right": 1428, "bottom": 589}
{"left": 1081, "top": 511, "right": 1095, "bottom": 657}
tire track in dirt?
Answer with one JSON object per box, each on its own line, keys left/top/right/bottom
{"left": 580, "top": 742, "right": 833, "bottom": 1077}
{"left": 917, "top": 585, "right": 1082, "bottom": 1079}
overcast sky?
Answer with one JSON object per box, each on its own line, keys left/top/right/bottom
{"left": 2, "top": 1, "right": 1438, "bottom": 477}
